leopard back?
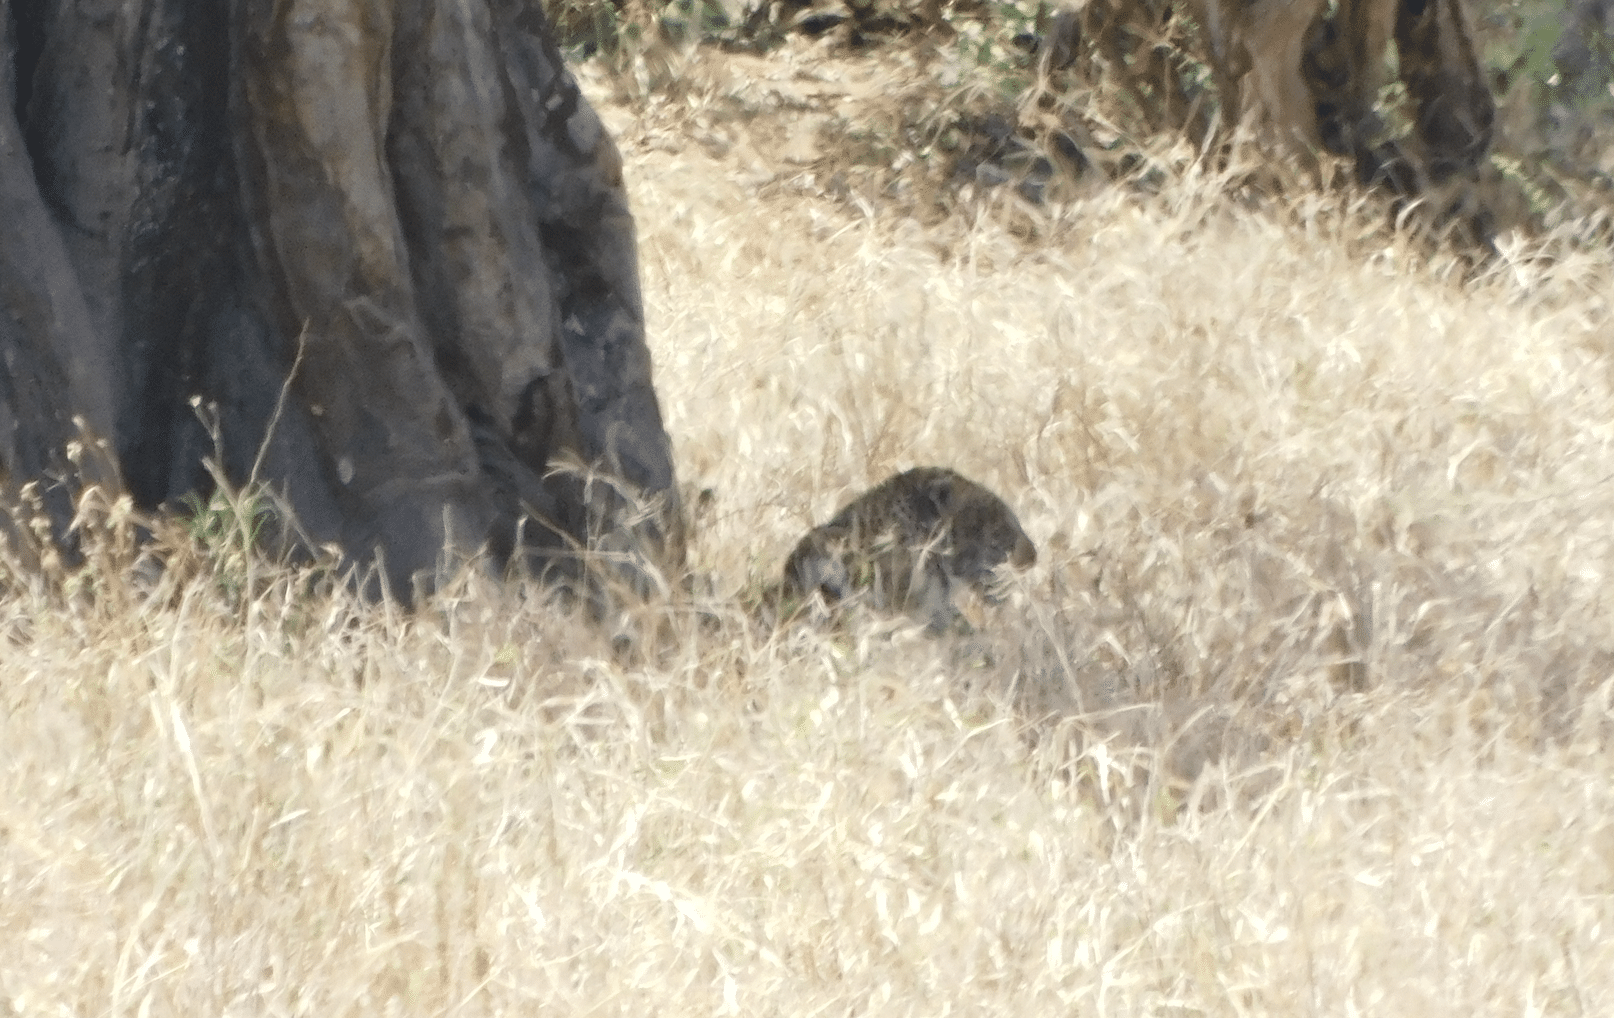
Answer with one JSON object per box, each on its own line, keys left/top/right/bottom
{"left": 781, "top": 467, "right": 1036, "bottom": 631}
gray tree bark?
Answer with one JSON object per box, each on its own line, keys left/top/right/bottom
{"left": 0, "top": 0, "right": 681, "bottom": 592}
{"left": 1554, "top": 0, "right": 1614, "bottom": 99}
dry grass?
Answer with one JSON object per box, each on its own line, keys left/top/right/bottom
{"left": 6, "top": 44, "right": 1614, "bottom": 1017}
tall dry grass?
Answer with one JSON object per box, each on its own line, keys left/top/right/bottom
{"left": 5, "top": 44, "right": 1614, "bottom": 1017}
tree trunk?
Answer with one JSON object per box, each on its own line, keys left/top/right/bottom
{"left": 0, "top": 0, "right": 681, "bottom": 592}
{"left": 1554, "top": 0, "right": 1614, "bottom": 100}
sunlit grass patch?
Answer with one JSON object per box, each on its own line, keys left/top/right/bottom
{"left": 5, "top": 41, "right": 1614, "bottom": 1018}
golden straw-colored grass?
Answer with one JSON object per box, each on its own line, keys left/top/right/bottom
{"left": 5, "top": 45, "right": 1614, "bottom": 1016}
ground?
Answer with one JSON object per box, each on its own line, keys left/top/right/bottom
{"left": 3, "top": 40, "right": 1614, "bottom": 1017}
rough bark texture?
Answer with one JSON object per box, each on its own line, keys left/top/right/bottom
{"left": 0, "top": 0, "right": 680, "bottom": 591}
{"left": 1555, "top": 0, "right": 1614, "bottom": 101}
{"left": 1190, "top": 0, "right": 1497, "bottom": 186}
{"left": 1035, "top": 0, "right": 1496, "bottom": 234}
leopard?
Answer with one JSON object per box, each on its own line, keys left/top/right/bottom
{"left": 777, "top": 467, "right": 1037, "bottom": 633}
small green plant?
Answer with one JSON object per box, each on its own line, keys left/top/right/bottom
{"left": 172, "top": 330, "right": 310, "bottom": 611}
{"left": 177, "top": 485, "right": 275, "bottom": 561}
{"left": 175, "top": 468, "right": 282, "bottom": 610}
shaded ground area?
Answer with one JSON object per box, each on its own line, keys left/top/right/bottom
{"left": 557, "top": 0, "right": 1614, "bottom": 246}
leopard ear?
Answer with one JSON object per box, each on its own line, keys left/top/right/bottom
{"left": 1011, "top": 531, "right": 1037, "bottom": 569}
{"left": 920, "top": 471, "right": 956, "bottom": 514}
